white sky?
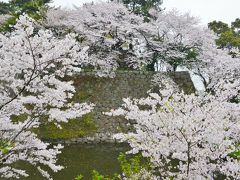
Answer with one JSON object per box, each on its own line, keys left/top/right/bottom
{"left": 163, "top": 0, "right": 240, "bottom": 26}
{"left": 1, "top": 0, "right": 239, "bottom": 26}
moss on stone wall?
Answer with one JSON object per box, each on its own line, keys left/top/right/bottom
{"left": 10, "top": 113, "right": 28, "bottom": 123}
{"left": 11, "top": 71, "right": 195, "bottom": 143}
{"left": 37, "top": 113, "right": 96, "bottom": 140}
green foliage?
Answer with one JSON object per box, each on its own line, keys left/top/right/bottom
{"left": 117, "top": 152, "right": 151, "bottom": 178}
{"left": 216, "top": 31, "right": 236, "bottom": 49}
{"left": 85, "top": 153, "right": 152, "bottom": 180}
{"left": 0, "top": 0, "right": 50, "bottom": 32}
{"left": 10, "top": 113, "right": 28, "bottom": 123}
{"left": 229, "top": 96, "right": 240, "bottom": 104}
{"left": 208, "top": 20, "right": 230, "bottom": 35}
{"left": 231, "top": 18, "right": 240, "bottom": 29}
{"left": 167, "top": 47, "right": 198, "bottom": 71}
{"left": 229, "top": 142, "right": 240, "bottom": 160}
{"left": 118, "top": 152, "right": 142, "bottom": 176}
{"left": 208, "top": 19, "right": 240, "bottom": 56}
{"left": 74, "top": 174, "right": 84, "bottom": 180}
{"left": 91, "top": 170, "right": 112, "bottom": 180}
{"left": 39, "top": 113, "right": 96, "bottom": 140}
{"left": 113, "top": 0, "right": 163, "bottom": 19}
{"left": 0, "top": 139, "right": 14, "bottom": 155}
{"left": 147, "top": 51, "right": 158, "bottom": 71}
{"left": 0, "top": 1, "right": 13, "bottom": 14}
{"left": 185, "top": 48, "right": 199, "bottom": 60}
{"left": 139, "top": 62, "right": 147, "bottom": 71}
{"left": 75, "top": 170, "right": 118, "bottom": 180}
{"left": 105, "top": 33, "right": 114, "bottom": 39}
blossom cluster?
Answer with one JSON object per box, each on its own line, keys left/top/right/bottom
{"left": 106, "top": 79, "right": 240, "bottom": 179}
{"left": 0, "top": 15, "right": 93, "bottom": 179}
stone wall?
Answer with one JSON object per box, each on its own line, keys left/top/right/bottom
{"left": 43, "top": 70, "right": 194, "bottom": 144}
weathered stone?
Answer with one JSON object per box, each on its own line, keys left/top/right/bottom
{"left": 46, "top": 70, "right": 194, "bottom": 144}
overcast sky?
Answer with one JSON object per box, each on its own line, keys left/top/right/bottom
{"left": 51, "top": 0, "right": 240, "bottom": 26}
{"left": 163, "top": 0, "right": 240, "bottom": 26}
{"left": 1, "top": 0, "right": 239, "bottom": 26}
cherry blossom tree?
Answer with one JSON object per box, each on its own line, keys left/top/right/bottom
{"left": 45, "top": 2, "right": 229, "bottom": 77}
{"left": 145, "top": 9, "right": 240, "bottom": 89}
{"left": 0, "top": 15, "right": 93, "bottom": 179}
{"left": 102, "top": 9, "right": 240, "bottom": 176}
{"left": 46, "top": 1, "right": 162, "bottom": 75}
{"left": 141, "top": 9, "right": 215, "bottom": 73}
{"left": 106, "top": 75, "right": 240, "bottom": 179}
{"left": 104, "top": 21, "right": 240, "bottom": 176}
